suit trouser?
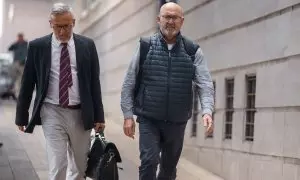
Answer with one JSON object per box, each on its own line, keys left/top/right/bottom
{"left": 138, "top": 117, "right": 187, "bottom": 180}
{"left": 40, "top": 103, "right": 91, "bottom": 180}
{"left": 13, "top": 61, "right": 24, "bottom": 97}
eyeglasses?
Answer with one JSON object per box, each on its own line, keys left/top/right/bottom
{"left": 52, "top": 24, "right": 73, "bottom": 31}
{"left": 161, "top": 15, "right": 182, "bottom": 22}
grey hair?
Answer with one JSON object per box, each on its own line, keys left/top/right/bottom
{"left": 50, "top": 3, "right": 74, "bottom": 19}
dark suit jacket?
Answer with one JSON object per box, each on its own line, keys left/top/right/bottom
{"left": 15, "top": 33, "right": 105, "bottom": 133}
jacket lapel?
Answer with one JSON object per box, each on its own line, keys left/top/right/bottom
{"left": 73, "top": 34, "right": 84, "bottom": 79}
{"left": 43, "top": 34, "right": 52, "bottom": 95}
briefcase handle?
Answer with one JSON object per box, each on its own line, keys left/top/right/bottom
{"left": 95, "top": 130, "right": 106, "bottom": 141}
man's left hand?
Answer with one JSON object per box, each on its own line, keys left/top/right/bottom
{"left": 94, "top": 122, "right": 105, "bottom": 133}
{"left": 203, "top": 114, "right": 213, "bottom": 136}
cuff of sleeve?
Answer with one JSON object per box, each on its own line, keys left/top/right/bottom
{"left": 202, "top": 109, "right": 213, "bottom": 117}
{"left": 94, "top": 119, "right": 105, "bottom": 123}
{"left": 123, "top": 111, "right": 134, "bottom": 120}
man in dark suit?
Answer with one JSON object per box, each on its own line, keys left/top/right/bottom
{"left": 15, "top": 3, "right": 105, "bottom": 180}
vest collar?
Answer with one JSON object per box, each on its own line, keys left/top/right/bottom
{"left": 158, "top": 31, "right": 182, "bottom": 44}
{"left": 158, "top": 31, "right": 183, "bottom": 52}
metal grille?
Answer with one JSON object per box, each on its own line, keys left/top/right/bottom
{"left": 224, "top": 79, "right": 234, "bottom": 139}
{"left": 245, "top": 75, "right": 256, "bottom": 141}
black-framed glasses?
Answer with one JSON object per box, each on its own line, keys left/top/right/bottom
{"left": 52, "top": 24, "right": 73, "bottom": 31}
{"left": 161, "top": 15, "right": 182, "bottom": 22}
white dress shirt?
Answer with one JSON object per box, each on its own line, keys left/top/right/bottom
{"left": 44, "top": 34, "right": 80, "bottom": 105}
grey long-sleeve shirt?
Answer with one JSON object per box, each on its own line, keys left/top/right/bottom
{"left": 120, "top": 43, "right": 215, "bottom": 120}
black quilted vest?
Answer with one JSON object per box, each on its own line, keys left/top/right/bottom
{"left": 134, "top": 33, "right": 196, "bottom": 123}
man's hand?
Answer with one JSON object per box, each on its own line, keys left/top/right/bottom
{"left": 18, "top": 126, "right": 25, "bottom": 132}
{"left": 203, "top": 114, "right": 213, "bottom": 136}
{"left": 94, "top": 123, "right": 105, "bottom": 133}
{"left": 123, "top": 118, "right": 135, "bottom": 139}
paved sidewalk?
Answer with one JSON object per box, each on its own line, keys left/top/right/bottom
{"left": 0, "top": 100, "right": 47, "bottom": 180}
{"left": 0, "top": 100, "right": 223, "bottom": 180}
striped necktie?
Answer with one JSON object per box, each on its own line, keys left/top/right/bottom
{"left": 59, "top": 43, "right": 73, "bottom": 107}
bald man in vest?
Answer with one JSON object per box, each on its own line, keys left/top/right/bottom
{"left": 121, "top": 2, "right": 214, "bottom": 180}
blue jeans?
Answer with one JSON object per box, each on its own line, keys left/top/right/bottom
{"left": 138, "top": 117, "right": 187, "bottom": 180}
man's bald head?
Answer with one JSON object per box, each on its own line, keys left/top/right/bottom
{"left": 159, "top": 2, "right": 183, "bottom": 17}
{"left": 157, "top": 2, "right": 184, "bottom": 43}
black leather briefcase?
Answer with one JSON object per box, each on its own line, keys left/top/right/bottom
{"left": 86, "top": 132, "right": 122, "bottom": 180}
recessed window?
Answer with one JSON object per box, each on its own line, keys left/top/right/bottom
{"left": 224, "top": 78, "right": 234, "bottom": 139}
{"left": 245, "top": 75, "right": 256, "bottom": 141}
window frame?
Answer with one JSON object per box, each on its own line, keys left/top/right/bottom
{"left": 244, "top": 75, "right": 257, "bottom": 142}
{"left": 224, "top": 78, "right": 234, "bottom": 140}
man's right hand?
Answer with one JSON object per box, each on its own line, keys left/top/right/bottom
{"left": 203, "top": 114, "right": 213, "bottom": 136}
{"left": 18, "top": 126, "right": 25, "bottom": 132}
{"left": 123, "top": 118, "right": 135, "bottom": 139}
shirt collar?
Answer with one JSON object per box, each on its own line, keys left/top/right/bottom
{"left": 52, "top": 33, "right": 74, "bottom": 47}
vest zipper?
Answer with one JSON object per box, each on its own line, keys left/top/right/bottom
{"left": 166, "top": 51, "right": 171, "bottom": 122}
